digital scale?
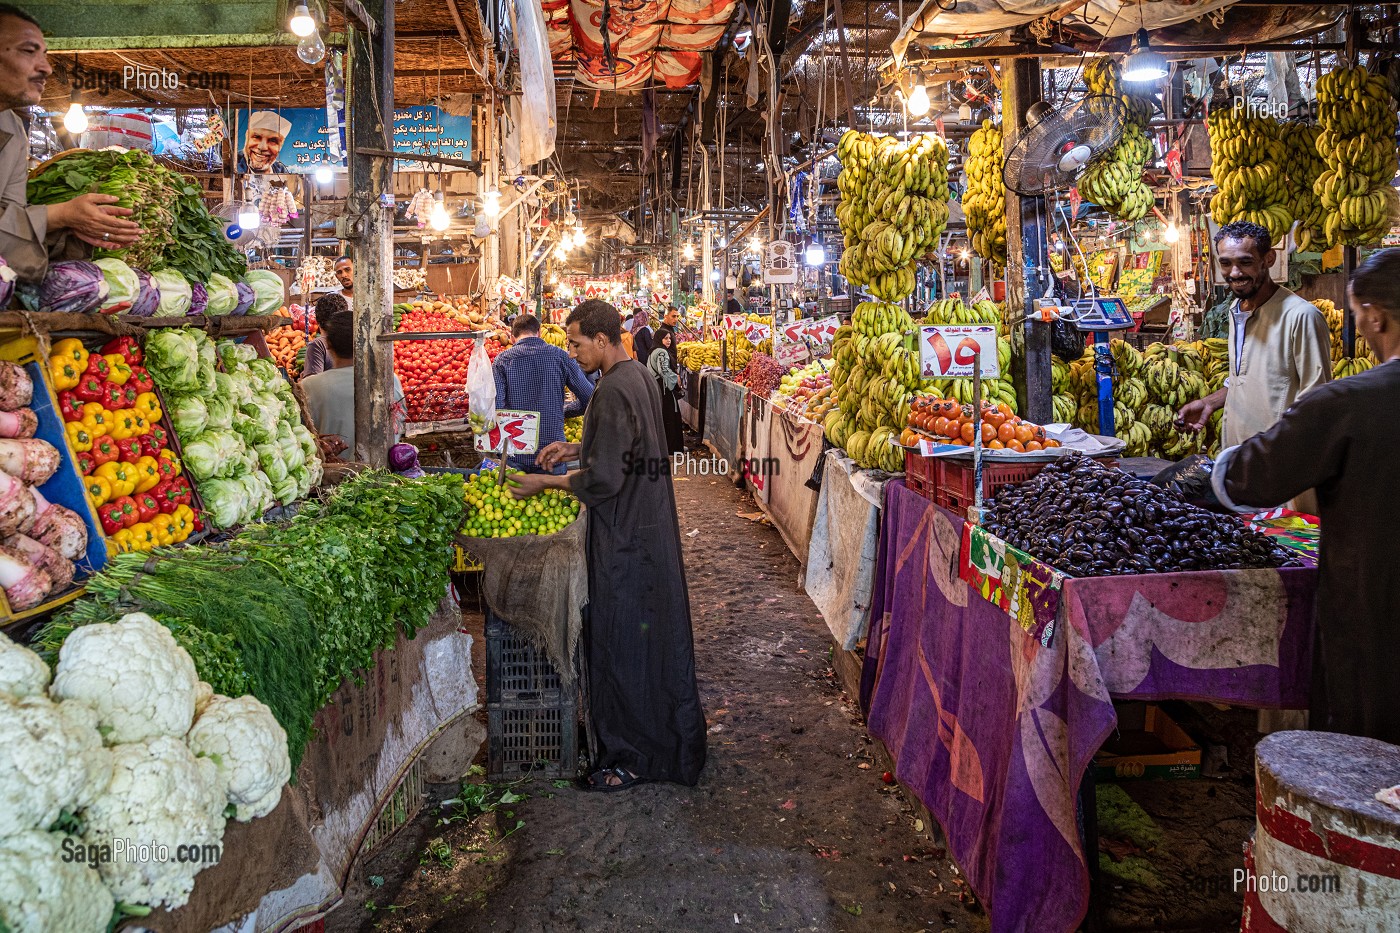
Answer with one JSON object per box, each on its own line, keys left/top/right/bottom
{"left": 1034, "top": 295, "right": 1135, "bottom": 435}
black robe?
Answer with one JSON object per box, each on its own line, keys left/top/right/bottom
{"left": 1222, "top": 359, "right": 1400, "bottom": 744}
{"left": 570, "top": 359, "right": 707, "bottom": 784}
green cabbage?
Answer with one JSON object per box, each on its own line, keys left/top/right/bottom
{"left": 182, "top": 430, "right": 244, "bottom": 480}
{"left": 256, "top": 443, "right": 288, "bottom": 483}
{"left": 243, "top": 270, "right": 286, "bottom": 317}
{"left": 168, "top": 394, "right": 208, "bottom": 437}
{"left": 205, "top": 273, "right": 240, "bottom": 316}
{"left": 94, "top": 258, "right": 139, "bottom": 313}
{"left": 247, "top": 358, "right": 283, "bottom": 392}
{"left": 151, "top": 269, "right": 192, "bottom": 315}
{"left": 144, "top": 328, "right": 201, "bottom": 391}
{"left": 199, "top": 477, "right": 250, "bottom": 529}
{"left": 204, "top": 394, "right": 235, "bottom": 430}
{"left": 217, "top": 340, "right": 258, "bottom": 370}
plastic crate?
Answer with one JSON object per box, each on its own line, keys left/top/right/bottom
{"left": 903, "top": 449, "right": 1118, "bottom": 512}
{"left": 485, "top": 610, "right": 572, "bottom": 705}
{"left": 487, "top": 703, "right": 579, "bottom": 782}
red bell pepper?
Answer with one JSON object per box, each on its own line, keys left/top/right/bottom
{"left": 149, "top": 424, "right": 168, "bottom": 450}
{"left": 169, "top": 476, "right": 194, "bottom": 506}
{"left": 153, "top": 451, "right": 177, "bottom": 480}
{"left": 75, "top": 451, "right": 95, "bottom": 475}
{"left": 101, "top": 336, "right": 143, "bottom": 366}
{"left": 127, "top": 368, "right": 154, "bottom": 394}
{"left": 90, "top": 435, "right": 119, "bottom": 467}
{"left": 58, "top": 390, "right": 84, "bottom": 422}
{"left": 192, "top": 515, "right": 205, "bottom": 533}
{"left": 74, "top": 375, "right": 106, "bottom": 404}
{"left": 99, "top": 497, "right": 137, "bottom": 535}
{"left": 137, "top": 433, "right": 161, "bottom": 457}
{"left": 85, "top": 354, "right": 110, "bottom": 380}
{"left": 151, "top": 479, "right": 178, "bottom": 513}
{"left": 134, "top": 492, "right": 159, "bottom": 524}
{"left": 118, "top": 383, "right": 140, "bottom": 408}
{"left": 101, "top": 381, "right": 125, "bottom": 409}
{"left": 115, "top": 437, "right": 141, "bottom": 463}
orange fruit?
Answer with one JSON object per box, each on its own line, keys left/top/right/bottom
{"left": 1025, "top": 440, "right": 1043, "bottom": 451}
{"left": 1044, "top": 438, "right": 1062, "bottom": 448}
{"left": 985, "top": 411, "right": 1006, "bottom": 429}
{"left": 1007, "top": 439, "right": 1025, "bottom": 452}
{"left": 981, "top": 422, "right": 997, "bottom": 443}
{"left": 1014, "top": 424, "right": 1034, "bottom": 444}
{"left": 1032, "top": 426, "right": 1047, "bottom": 441}
{"left": 961, "top": 421, "right": 976, "bottom": 442}
{"left": 934, "top": 416, "right": 951, "bottom": 437}
{"left": 998, "top": 403, "right": 1013, "bottom": 418}
{"left": 988, "top": 439, "right": 1004, "bottom": 449}
{"left": 997, "top": 422, "right": 1016, "bottom": 443}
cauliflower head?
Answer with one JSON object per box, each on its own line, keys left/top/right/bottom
{"left": 0, "top": 629, "right": 49, "bottom": 699}
{"left": 193, "top": 680, "right": 214, "bottom": 718}
{"left": 51, "top": 612, "right": 199, "bottom": 745}
{"left": 81, "top": 736, "right": 227, "bottom": 909}
{"left": 187, "top": 694, "right": 291, "bottom": 822}
{"left": 0, "top": 693, "right": 110, "bottom": 837}
{"left": 0, "top": 830, "right": 114, "bottom": 933}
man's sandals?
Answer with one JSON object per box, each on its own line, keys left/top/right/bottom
{"left": 576, "top": 767, "right": 650, "bottom": 793}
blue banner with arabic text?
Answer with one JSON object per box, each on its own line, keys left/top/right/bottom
{"left": 234, "top": 106, "right": 472, "bottom": 174}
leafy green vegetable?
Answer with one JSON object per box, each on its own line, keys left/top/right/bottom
{"left": 144, "top": 328, "right": 201, "bottom": 390}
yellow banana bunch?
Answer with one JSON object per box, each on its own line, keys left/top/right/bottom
{"left": 1333, "top": 356, "right": 1375, "bottom": 379}
{"left": 1052, "top": 393, "right": 1077, "bottom": 424}
{"left": 1079, "top": 122, "right": 1155, "bottom": 222}
{"left": 963, "top": 120, "right": 1007, "bottom": 264}
{"left": 836, "top": 129, "right": 951, "bottom": 302}
{"left": 1208, "top": 108, "right": 1293, "bottom": 243}
{"left": 677, "top": 340, "right": 722, "bottom": 371}
{"left": 1281, "top": 122, "right": 1326, "bottom": 252}
{"left": 1315, "top": 66, "right": 1400, "bottom": 247}
{"left": 542, "top": 322, "right": 568, "bottom": 348}
{"left": 1084, "top": 57, "right": 1155, "bottom": 126}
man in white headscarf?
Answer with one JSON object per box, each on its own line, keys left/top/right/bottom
{"left": 238, "top": 110, "right": 291, "bottom": 174}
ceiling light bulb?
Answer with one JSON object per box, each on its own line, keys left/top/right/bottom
{"left": 238, "top": 207, "right": 261, "bottom": 230}
{"left": 297, "top": 30, "right": 326, "bottom": 65}
{"left": 748, "top": 236, "right": 762, "bottom": 254}
{"left": 289, "top": 3, "right": 316, "bottom": 37}
{"left": 573, "top": 226, "right": 586, "bottom": 246}
{"left": 429, "top": 198, "right": 451, "bottom": 232}
{"left": 906, "top": 82, "right": 931, "bottom": 118}
{"left": 805, "top": 243, "right": 826, "bottom": 266}
{"left": 1122, "top": 30, "right": 1168, "bottom": 82}
{"left": 1164, "top": 223, "right": 1180, "bottom": 243}
{"left": 683, "top": 241, "right": 696, "bottom": 261}
{"left": 959, "top": 249, "right": 971, "bottom": 262}
{"left": 710, "top": 269, "right": 721, "bottom": 282}
{"left": 482, "top": 189, "right": 501, "bottom": 218}
{"left": 314, "top": 165, "right": 333, "bottom": 184}
{"left": 554, "top": 245, "right": 569, "bottom": 260}
{"left": 62, "top": 100, "right": 87, "bottom": 135}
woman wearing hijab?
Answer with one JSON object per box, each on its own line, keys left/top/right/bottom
{"left": 647, "top": 329, "right": 684, "bottom": 454}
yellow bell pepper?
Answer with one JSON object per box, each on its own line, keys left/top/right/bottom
{"left": 172, "top": 504, "right": 195, "bottom": 541}
{"left": 131, "top": 413, "right": 148, "bottom": 436}
{"left": 85, "top": 474, "right": 113, "bottom": 508}
{"left": 132, "top": 456, "right": 161, "bottom": 493}
{"left": 134, "top": 392, "right": 162, "bottom": 422}
{"left": 52, "top": 338, "right": 88, "bottom": 367}
{"left": 80, "top": 403, "right": 111, "bottom": 438}
{"left": 103, "top": 354, "right": 132, "bottom": 386}
{"left": 94, "top": 461, "right": 136, "bottom": 498}
{"left": 107, "top": 409, "right": 139, "bottom": 440}
{"left": 150, "top": 513, "right": 177, "bottom": 547}
{"left": 64, "top": 421, "right": 93, "bottom": 452}
{"left": 110, "top": 528, "right": 136, "bottom": 554}
{"left": 159, "top": 448, "right": 182, "bottom": 478}
{"left": 128, "top": 522, "right": 158, "bottom": 550}
{"left": 49, "top": 355, "right": 82, "bottom": 391}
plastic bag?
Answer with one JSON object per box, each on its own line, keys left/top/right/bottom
{"left": 465, "top": 338, "right": 496, "bottom": 434}
{"left": 1151, "top": 454, "right": 1226, "bottom": 512}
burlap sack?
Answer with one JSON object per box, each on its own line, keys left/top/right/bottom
{"left": 456, "top": 510, "right": 587, "bottom": 686}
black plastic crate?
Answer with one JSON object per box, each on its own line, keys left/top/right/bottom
{"left": 487, "top": 703, "right": 579, "bottom": 782}
{"left": 485, "top": 610, "right": 574, "bottom": 705}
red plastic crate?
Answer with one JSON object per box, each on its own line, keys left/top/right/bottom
{"left": 903, "top": 450, "right": 1118, "bottom": 512}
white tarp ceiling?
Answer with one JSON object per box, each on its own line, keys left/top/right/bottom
{"left": 891, "top": 0, "right": 1338, "bottom": 60}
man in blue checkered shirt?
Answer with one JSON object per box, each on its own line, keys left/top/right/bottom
{"left": 492, "top": 314, "right": 596, "bottom": 473}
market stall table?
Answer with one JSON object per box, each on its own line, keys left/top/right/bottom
{"left": 862, "top": 481, "right": 1318, "bottom": 933}
{"left": 702, "top": 375, "right": 747, "bottom": 467}
{"left": 679, "top": 367, "right": 706, "bottom": 433}
{"left": 757, "top": 403, "right": 824, "bottom": 564}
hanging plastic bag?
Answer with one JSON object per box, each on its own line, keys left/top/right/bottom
{"left": 465, "top": 338, "right": 497, "bottom": 435}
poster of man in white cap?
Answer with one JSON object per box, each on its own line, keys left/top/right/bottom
{"left": 238, "top": 110, "right": 292, "bottom": 174}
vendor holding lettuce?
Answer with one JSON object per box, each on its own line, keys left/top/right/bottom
{"left": 0, "top": 5, "right": 143, "bottom": 281}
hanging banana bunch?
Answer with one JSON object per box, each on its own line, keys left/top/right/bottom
{"left": 1207, "top": 107, "right": 1293, "bottom": 244}
{"left": 1281, "top": 123, "right": 1326, "bottom": 252}
{"left": 963, "top": 120, "right": 1007, "bottom": 265}
{"left": 1314, "top": 65, "right": 1400, "bottom": 248}
{"left": 1079, "top": 58, "right": 1156, "bottom": 222}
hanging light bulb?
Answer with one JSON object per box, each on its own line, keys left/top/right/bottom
{"left": 683, "top": 241, "right": 696, "bottom": 261}
{"left": 1164, "top": 223, "right": 1180, "bottom": 243}
{"left": 906, "top": 79, "right": 931, "bottom": 118}
{"left": 748, "top": 235, "right": 762, "bottom": 254}
{"left": 573, "top": 225, "right": 586, "bottom": 247}
{"left": 297, "top": 30, "right": 326, "bottom": 65}
{"left": 238, "top": 205, "right": 261, "bottom": 230}
{"left": 554, "top": 244, "right": 569, "bottom": 261}
{"left": 482, "top": 189, "right": 501, "bottom": 218}
{"left": 805, "top": 242, "right": 826, "bottom": 266}
{"left": 314, "top": 165, "right": 334, "bottom": 185}
{"left": 429, "top": 194, "right": 451, "bottom": 232}
{"left": 1122, "top": 30, "right": 1168, "bottom": 82}
{"left": 62, "top": 89, "right": 87, "bottom": 135}
{"left": 959, "top": 248, "right": 971, "bottom": 262}
{"left": 289, "top": 3, "right": 316, "bottom": 36}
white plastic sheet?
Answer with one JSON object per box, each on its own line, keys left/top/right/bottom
{"left": 511, "top": 0, "right": 556, "bottom": 166}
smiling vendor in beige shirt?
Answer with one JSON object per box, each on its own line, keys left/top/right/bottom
{"left": 1176, "top": 220, "right": 1330, "bottom": 452}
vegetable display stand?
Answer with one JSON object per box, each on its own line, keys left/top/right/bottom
{"left": 903, "top": 449, "right": 1118, "bottom": 513}
{"left": 0, "top": 337, "right": 106, "bottom": 627}
{"left": 485, "top": 608, "right": 578, "bottom": 782}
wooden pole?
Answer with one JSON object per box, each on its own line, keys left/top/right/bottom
{"left": 347, "top": 0, "right": 395, "bottom": 468}
{"left": 1003, "top": 57, "right": 1052, "bottom": 424}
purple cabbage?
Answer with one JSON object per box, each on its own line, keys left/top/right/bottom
{"left": 0, "top": 256, "right": 14, "bottom": 308}
{"left": 388, "top": 443, "right": 425, "bottom": 477}
{"left": 128, "top": 268, "right": 160, "bottom": 317}
{"left": 188, "top": 281, "right": 208, "bottom": 316}
{"left": 232, "top": 282, "right": 255, "bottom": 316}
{"left": 29, "top": 261, "right": 109, "bottom": 314}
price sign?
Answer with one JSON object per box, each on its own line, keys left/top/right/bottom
{"left": 806, "top": 315, "right": 840, "bottom": 343}
{"left": 496, "top": 276, "right": 526, "bottom": 304}
{"left": 474, "top": 409, "right": 541, "bottom": 454}
{"left": 1069, "top": 186, "right": 1082, "bottom": 220}
{"left": 919, "top": 325, "right": 1000, "bottom": 379}
{"left": 775, "top": 331, "right": 809, "bottom": 368}
{"left": 782, "top": 321, "right": 808, "bottom": 344}
{"left": 744, "top": 321, "right": 772, "bottom": 343}
{"left": 723, "top": 313, "right": 746, "bottom": 331}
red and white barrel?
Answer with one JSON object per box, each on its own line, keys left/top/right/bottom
{"left": 1242, "top": 731, "right": 1400, "bottom": 932}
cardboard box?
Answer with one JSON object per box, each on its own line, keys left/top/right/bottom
{"left": 1094, "top": 703, "right": 1201, "bottom": 781}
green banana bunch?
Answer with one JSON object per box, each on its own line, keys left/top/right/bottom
{"left": 1281, "top": 122, "right": 1326, "bottom": 252}
{"left": 1314, "top": 65, "right": 1399, "bottom": 247}
{"left": 1052, "top": 393, "right": 1077, "bottom": 425}
{"left": 963, "top": 120, "right": 1007, "bottom": 264}
{"left": 1109, "top": 339, "right": 1143, "bottom": 378}
{"left": 1333, "top": 356, "right": 1376, "bottom": 379}
{"left": 1208, "top": 108, "right": 1293, "bottom": 243}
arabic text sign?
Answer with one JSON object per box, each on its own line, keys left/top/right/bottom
{"left": 806, "top": 315, "right": 839, "bottom": 343}
{"left": 473, "top": 410, "right": 541, "bottom": 454}
{"left": 235, "top": 106, "right": 472, "bottom": 173}
{"left": 920, "top": 325, "right": 1000, "bottom": 379}
{"left": 723, "top": 314, "right": 747, "bottom": 331}
{"left": 744, "top": 322, "right": 772, "bottom": 343}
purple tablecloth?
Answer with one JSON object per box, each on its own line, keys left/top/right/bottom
{"left": 863, "top": 481, "right": 1318, "bottom": 933}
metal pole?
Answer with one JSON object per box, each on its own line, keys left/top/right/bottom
{"left": 1004, "top": 57, "right": 1052, "bottom": 424}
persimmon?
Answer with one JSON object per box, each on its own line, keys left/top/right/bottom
{"left": 985, "top": 410, "right": 1006, "bottom": 430}
{"left": 1032, "top": 425, "right": 1047, "bottom": 442}
{"left": 1025, "top": 440, "right": 1043, "bottom": 451}
{"left": 981, "top": 422, "right": 997, "bottom": 443}
{"left": 988, "top": 439, "right": 1004, "bottom": 449}
{"left": 997, "top": 403, "right": 1013, "bottom": 419}
{"left": 960, "top": 421, "right": 976, "bottom": 442}
{"left": 1014, "top": 423, "right": 1034, "bottom": 445}
{"left": 997, "top": 422, "right": 1016, "bottom": 443}
{"left": 1044, "top": 438, "right": 1062, "bottom": 448}
{"left": 934, "top": 416, "right": 952, "bottom": 437}
{"left": 1007, "top": 439, "right": 1025, "bottom": 452}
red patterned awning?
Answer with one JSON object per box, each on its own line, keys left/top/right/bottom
{"left": 544, "top": 0, "right": 740, "bottom": 91}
